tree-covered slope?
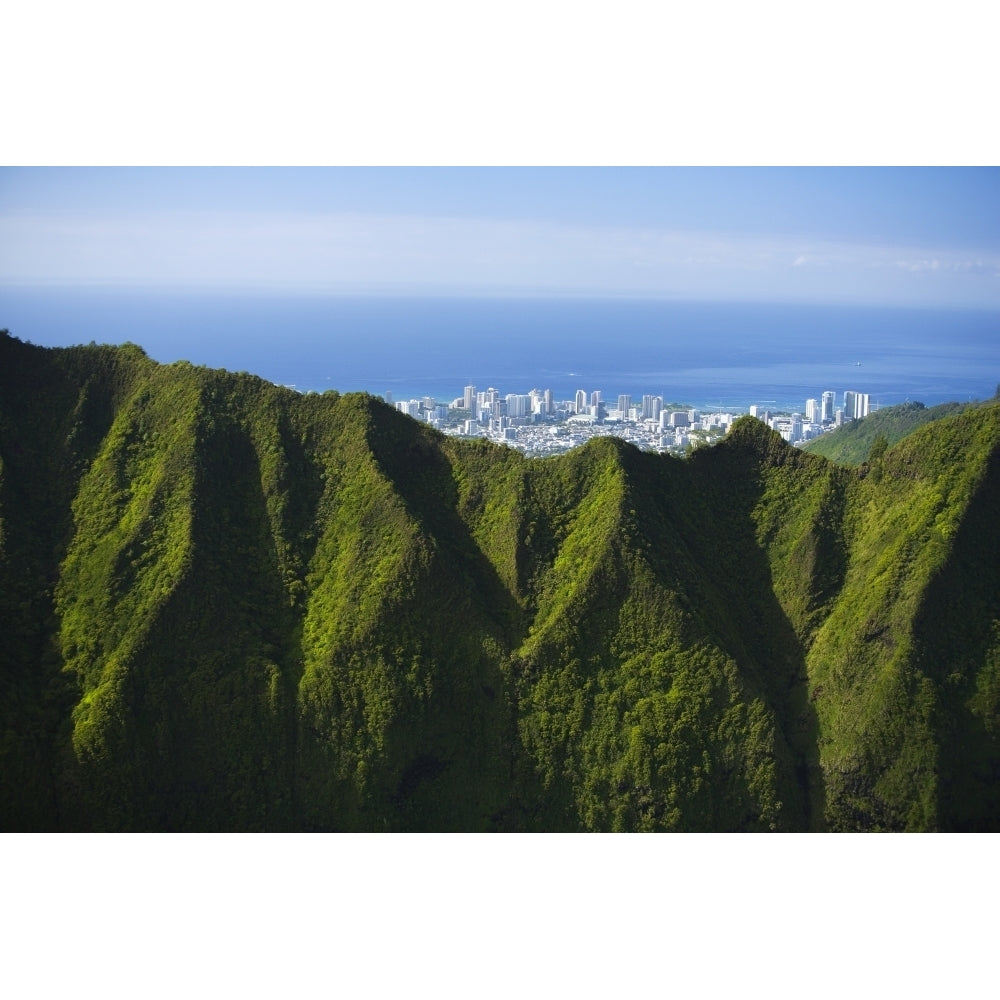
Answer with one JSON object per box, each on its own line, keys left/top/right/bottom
{"left": 2, "top": 331, "right": 998, "bottom": 830}
{"left": 802, "top": 400, "right": 976, "bottom": 465}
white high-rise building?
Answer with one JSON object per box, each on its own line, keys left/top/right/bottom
{"left": 641, "top": 395, "right": 662, "bottom": 421}
{"left": 805, "top": 398, "right": 819, "bottom": 423}
{"left": 618, "top": 394, "right": 631, "bottom": 419}
{"left": 821, "top": 391, "right": 835, "bottom": 422}
{"left": 477, "top": 388, "right": 499, "bottom": 415}
{"left": 463, "top": 385, "right": 476, "bottom": 411}
{"left": 506, "top": 393, "right": 533, "bottom": 418}
{"left": 843, "top": 391, "right": 870, "bottom": 420}
{"left": 575, "top": 389, "right": 588, "bottom": 414}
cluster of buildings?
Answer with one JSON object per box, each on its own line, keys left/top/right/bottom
{"left": 804, "top": 389, "right": 872, "bottom": 424}
{"left": 385, "top": 384, "right": 873, "bottom": 457}
{"left": 752, "top": 390, "right": 873, "bottom": 445}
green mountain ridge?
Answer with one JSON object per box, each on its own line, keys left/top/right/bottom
{"left": 802, "top": 399, "right": 980, "bottom": 465}
{"left": 2, "top": 331, "right": 998, "bottom": 830}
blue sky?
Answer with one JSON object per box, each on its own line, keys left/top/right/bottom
{"left": 2, "top": 167, "right": 998, "bottom": 307}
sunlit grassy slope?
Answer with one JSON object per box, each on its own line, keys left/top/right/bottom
{"left": 802, "top": 400, "right": 977, "bottom": 465}
{"left": 2, "top": 331, "right": 998, "bottom": 830}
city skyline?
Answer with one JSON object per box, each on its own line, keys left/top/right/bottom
{"left": 391, "top": 375, "right": 875, "bottom": 457}
{"left": 396, "top": 379, "right": 874, "bottom": 417}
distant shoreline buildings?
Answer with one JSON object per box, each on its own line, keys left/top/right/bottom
{"left": 386, "top": 382, "right": 876, "bottom": 457}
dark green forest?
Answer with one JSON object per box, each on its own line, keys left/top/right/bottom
{"left": 2, "top": 330, "right": 999, "bottom": 831}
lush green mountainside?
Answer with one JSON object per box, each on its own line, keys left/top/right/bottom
{"left": 802, "top": 400, "right": 977, "bottom": 465}
{"left": 2, "top": 331, "right": 998, "bottom": 830}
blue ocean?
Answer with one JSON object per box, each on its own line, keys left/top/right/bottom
{"left": 2, "top": 289, "right": 998, "bottom": 413}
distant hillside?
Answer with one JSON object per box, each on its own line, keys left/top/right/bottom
{"left": 802, "top": 400, "right": 978, "bottom": 465}
{"left": 2, "top": 330, "right": 999, "bottom": 831}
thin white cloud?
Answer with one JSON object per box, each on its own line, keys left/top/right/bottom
{"left": 2, "top": 209, "right": 999, "bottom": 308}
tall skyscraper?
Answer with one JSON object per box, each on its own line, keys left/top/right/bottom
{"left": 618, "top": 394, "right": 631, "bottom": 419}
{"left": 842, "top": 391, "right": 870, "bottom": 420}
{"left": 506, "top": 393, "right": 532, "bottom": 418}
{"left": 805, "top": 398, "right": 819, "bottom": 422}
{"left": 821, "top": 391, "right": 835, "bottom": 422}
{"left": 575, "top": 389, "right": 588, "bottom": 414}
{"left": 463, "top": 385, "right": 476, "bottom": 411}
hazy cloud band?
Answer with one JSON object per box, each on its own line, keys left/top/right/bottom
{"left": 2, "top": 210, "right": 998, "bottom": 307}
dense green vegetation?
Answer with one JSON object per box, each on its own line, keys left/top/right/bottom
{"left": 802, "top": 400, "right": 977, "bottom": 465}
{"left": 2, "top": 330, "right": 998, "bottom": 830}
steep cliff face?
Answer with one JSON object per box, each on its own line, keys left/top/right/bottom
{"left": 2, "top": 331, "right": 998, "bottom": 830}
